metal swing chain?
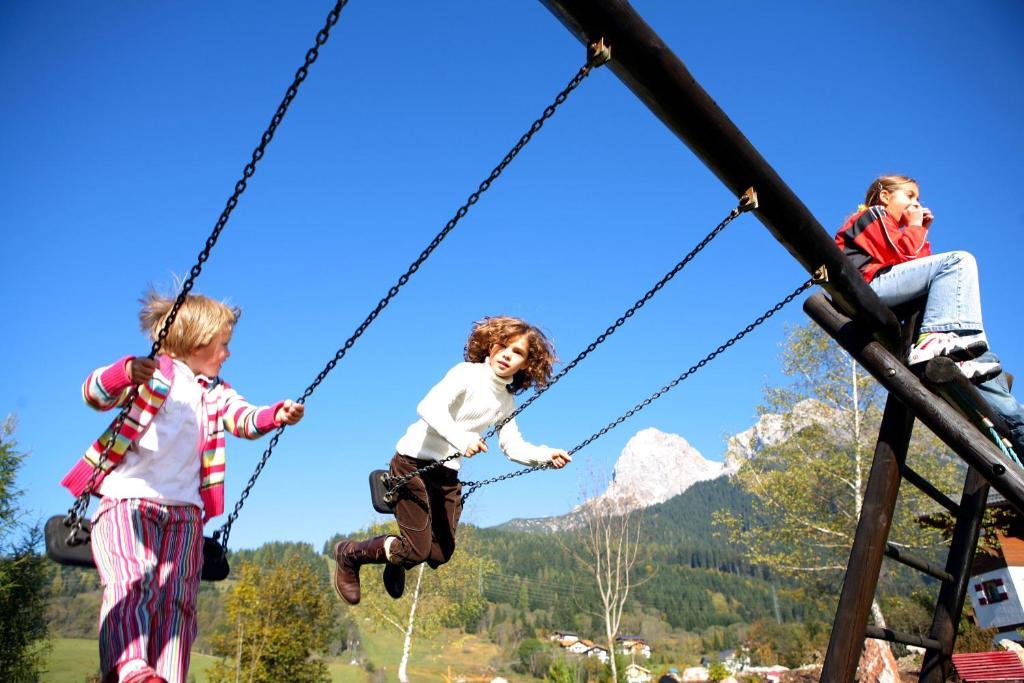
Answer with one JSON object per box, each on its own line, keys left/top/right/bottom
{"left": 62, "top": 0, "right": 350, "bottom": 542}
{"left": 460, "top": 279, "right": 814, "bottom": 501}
{"left": 389, "top": 189, "right": 757, "bottom": 499}
{"left": 213, "top": 39, "right": 613, "bottom": 550}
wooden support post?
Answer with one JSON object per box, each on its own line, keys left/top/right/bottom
{"left": 821, "top": 393, "right": 915, "bottom": 682}
{"left": 920, "top": 467, "right": 989, "bottom": 682}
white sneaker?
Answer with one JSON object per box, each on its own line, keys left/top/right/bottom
{"left": 956, "top": 358, "right": 1002, "bottom": 384}
{"left": 908, "top": 331, "right": 988, "bottom": 365}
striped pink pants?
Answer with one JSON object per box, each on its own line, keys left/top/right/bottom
{"left": 91, "top": 497, "right": 204, "bottom": 683}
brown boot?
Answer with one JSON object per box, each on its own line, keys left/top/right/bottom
{"left": 383, "top": 563, "right": 406, "bottom": 599}
{"left": 333, "top": 537, "right": 387, "bottom": 605}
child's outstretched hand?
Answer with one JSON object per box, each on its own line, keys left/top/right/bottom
{"left": 127, "top": 357, "right": 158, "bottom": 385}
{"left": 275, "top": 399, "right": 305, "bottom": 426}
{"left": 463, "top": 438, "right": 489, "bottom": 458}
{"left": 549, "top": 450, "right": 572, "bottom": 469}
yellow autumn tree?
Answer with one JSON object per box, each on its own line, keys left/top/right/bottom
{"left": 207, "top": 558, "right": 334, "bottom": 683}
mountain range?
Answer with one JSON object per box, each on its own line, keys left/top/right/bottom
{"left": 496, "top": 398, "right": 827, "bottom": 533}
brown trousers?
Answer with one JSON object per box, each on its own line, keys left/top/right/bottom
{"left": 388, "top": 453, "right": 463, "bottom": 569}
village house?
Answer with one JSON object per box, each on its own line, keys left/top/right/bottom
{"left": 617, "top": 634, "right": 653, "bottom": 659}
{"left": 625, "top": 662, "right": 653, "bottom": 683}
{"left": 565, "top": 639, "right": 593, "bottom": 655}
{"left": 967, "top": 494, "right": 1024, "bottom": 644}
{"left": 549, "top": 630, "right": 659, "bottom": 671}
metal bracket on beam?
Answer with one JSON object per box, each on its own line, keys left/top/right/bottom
{"left": 738, "top": 187, "right": 758, "bottom": 212}
{"left": 587, "top": 37, "right": 611, "bottom": 68}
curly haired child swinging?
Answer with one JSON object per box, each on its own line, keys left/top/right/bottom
{"left": 333, "top": 316, "right": 571, "bottom": 605}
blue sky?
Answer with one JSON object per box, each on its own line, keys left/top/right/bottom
{"left": 3, "top": 2, "right": 1023, "bottom": 550}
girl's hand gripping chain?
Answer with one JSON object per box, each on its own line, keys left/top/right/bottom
{"left": 463, "top": 438, "right": 489, "bottom": 458}
{"left": 275, "top": 399, "right": 305, "bottom": 426}
{"left": 127, "top": 357, "right": 159, "bottom": 385}
{"left": 549, "top": 449, "right": 572, "bottom": 469}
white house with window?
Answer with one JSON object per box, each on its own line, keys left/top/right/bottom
{"left": 617, "top": 635, "right": 653, "bottom": 659}
{"left": 586, "top": 646, "right": 610, "bottom": 664}
{"left": 968, "top": 496, "right": 1024, "bottom": 644}
{"left": 624, "top": 663, "right": 652, "bottom": 683}
{"left": 969, "top": 567, "right": 1024, "bottom": 642}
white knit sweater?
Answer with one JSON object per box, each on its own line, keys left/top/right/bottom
{"left": 395, "top": 361, "right": 553, "bottom": 470}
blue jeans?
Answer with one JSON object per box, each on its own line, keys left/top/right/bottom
{"left": 976, "top": 351, "right": 1024, "bottom": 455}
{"left": 868, "top": 251, "right": 985, "bottom": 335}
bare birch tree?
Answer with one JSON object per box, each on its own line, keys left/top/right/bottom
{"left": 564, "top": 489, "right": 648, "bottom": 683}
{"left": 355, "top": 523, "right": 495, "bottom": 682}
{"left": 360, "top": 563, "right": 427, "bottom": 683}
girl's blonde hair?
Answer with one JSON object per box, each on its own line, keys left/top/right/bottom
{"left": 139, "top": 289, "right": 240, "bottom": 358}
{"left": 863, "top": 174, "right": 918, "bottom": 208}
{"left": 464, "top": 316, "right": 557, "bottom": 393}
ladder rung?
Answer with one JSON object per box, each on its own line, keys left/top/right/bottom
{"left": 903, "top": 465, "right": 960, "bottom": 514}
{"left": 865, "top": 625, "right": 943, "bottom": 652}
{"left": 884, "top": 543, "right": 954, "bottom": 582}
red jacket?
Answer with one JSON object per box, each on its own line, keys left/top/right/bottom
{"left": 834, "top": 206, "right": 931, "bottom": 282}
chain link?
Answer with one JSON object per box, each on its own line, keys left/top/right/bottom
{"left": 461, "top": 279, "right": 813, "bottom": 502}
{"left": 388, "top": 194, "right": 753, "bottom": 499}
{"left": 62, "top": 0, "right": 350, "bottom": 544}
{"left": 214, "top": 43, "right": 610, "bottom": 548}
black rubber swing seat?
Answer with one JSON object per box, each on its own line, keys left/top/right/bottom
{"left": 44, "top": 515, "right": 231, "bottom": 582}
{"left": 369, "top": 469, "right": 396, "bottom": 515}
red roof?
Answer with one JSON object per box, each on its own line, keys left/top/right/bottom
{"left": 952, "top": 652, "right": 1024, "bottom": 681}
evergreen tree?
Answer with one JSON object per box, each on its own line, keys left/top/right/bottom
{"left": 0, "top": 418, "right": 50, "bottom": 682}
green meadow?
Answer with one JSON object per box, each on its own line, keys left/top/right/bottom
{"left": 42, "top": 632, "right": 523, "bottom": 683}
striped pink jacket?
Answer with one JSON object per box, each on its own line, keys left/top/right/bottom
{"left": 60, "top": 355, "right": 284, "bottom": 522}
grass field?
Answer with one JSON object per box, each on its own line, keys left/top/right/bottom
{"left": 41, "top": 639, "right": 221, "bottom": 683}
{"left": 42, "top": 630, "right": 526, "bottom": 683}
